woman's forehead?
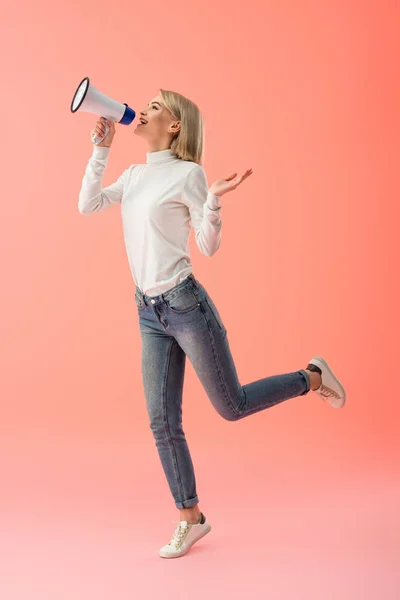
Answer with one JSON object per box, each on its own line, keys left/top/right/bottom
{"left": 148, "top": 96, "right": 163, "bottom": 105}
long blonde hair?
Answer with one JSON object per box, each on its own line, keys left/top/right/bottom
{"left": 159, "top": 89, "right": 205, "bottom": 165}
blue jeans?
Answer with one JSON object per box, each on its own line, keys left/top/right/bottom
{"left": 135, "top": 273, "right": 311, "bottom": 509}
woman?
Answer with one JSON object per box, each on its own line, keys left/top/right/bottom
{"left": 78, "top": 89, "right": 346, "bottom": 559}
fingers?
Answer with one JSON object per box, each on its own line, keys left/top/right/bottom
{"left": 94, "top": 118, "right": 113, "bottom": 137}
{"left": 239, "top": 169, "right": 253, "bottom": 183}
{"left": 227, "top": 169, "right": 253, "bottom": 183}
{"left": 231, "top": 169, "right": 253, "bottom": 189}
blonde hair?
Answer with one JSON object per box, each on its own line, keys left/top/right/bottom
{"left": 159, "top": 89, "right": 205, "bottom": 165}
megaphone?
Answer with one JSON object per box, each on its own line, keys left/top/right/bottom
{"left": 71, "top": 77, "right": 136, "bottom": 145}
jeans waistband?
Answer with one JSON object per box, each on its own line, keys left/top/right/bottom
{"left": 135, "top": 273, "right": 198, "bottom": 306}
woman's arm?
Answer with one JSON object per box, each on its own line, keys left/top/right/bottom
{"left": 78, "top": 145, "right": 132, "bottom": 215}
{"left": 181, "top": 165, "right": 222, "bottom": 257}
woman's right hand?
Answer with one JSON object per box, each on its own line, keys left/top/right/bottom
{"left": 91, "top": 117, "right": 116, "bottom": 147}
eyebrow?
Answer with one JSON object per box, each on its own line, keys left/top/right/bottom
{"left": 148, "top": 101, "right": 161, "bottom": 107}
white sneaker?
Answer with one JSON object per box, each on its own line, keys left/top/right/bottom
{"left": 159, "top": 512, "right": 212, "bottom": 558}
{"left": 307, "top": 356, "right": 346, "bottom": 408}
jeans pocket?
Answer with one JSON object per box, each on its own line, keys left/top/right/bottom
{"left": 205, "top": 295, "right": 225, "bottom": 331}
{"left": 166, "top": 288, "right": 200, "bottom": 314}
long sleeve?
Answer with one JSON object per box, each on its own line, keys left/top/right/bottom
{"left": 182, "top": 165, "right": 222, "bottom": 257}
{"left": 78, "top": 145, "right": 132, "bottom": 215}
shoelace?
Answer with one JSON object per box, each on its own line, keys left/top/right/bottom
{"left": 318, "top": 384, "right": 340, "bottom": 400}
{"left": 169, "top": 520, "right": 190, "bottom": 549}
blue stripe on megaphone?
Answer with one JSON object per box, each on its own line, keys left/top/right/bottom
{"left": 120, "top": 104, "right": 136, "bottom": 124}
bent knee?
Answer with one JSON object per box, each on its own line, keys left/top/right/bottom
{"left": 219, "top": 409, "right": 241, "bottom": 422}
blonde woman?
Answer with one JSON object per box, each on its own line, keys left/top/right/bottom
{"left": 78, "top": 90, "right": 346, "bottom": 559}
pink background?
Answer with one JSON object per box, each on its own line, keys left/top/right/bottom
{"left": 1, "top": 0, "right": 399, "bottom": 597}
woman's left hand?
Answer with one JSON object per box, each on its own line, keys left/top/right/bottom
{"left": 210, "top": 168, "right": 253, "bottom": 198}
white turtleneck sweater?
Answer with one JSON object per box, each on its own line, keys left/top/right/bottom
{"left": 78, "top": 145, "right": 222, "bottom": 296}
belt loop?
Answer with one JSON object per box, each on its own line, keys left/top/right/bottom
{"left": 138, "top": 286, "right": 147, "bottom": 305}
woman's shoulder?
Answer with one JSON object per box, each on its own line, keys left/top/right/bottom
{"left": 179, "top": 160, "right": 204, "bottom": 176}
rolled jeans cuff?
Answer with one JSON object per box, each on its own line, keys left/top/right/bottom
{"left": 175, "top": 495, "right": 199, "bottom": 509}
{"left": 299, "top": 369, "right": 311, "bottom": 394}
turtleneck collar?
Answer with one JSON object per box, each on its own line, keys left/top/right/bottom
{"left": 146, "top": 148, "right": 177, "bottom": 164}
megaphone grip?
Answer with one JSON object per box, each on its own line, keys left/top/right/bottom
{"left": 92, "top": 121, "right": 110, "bottom": 145}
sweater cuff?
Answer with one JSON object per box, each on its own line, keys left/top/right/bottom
{"left": 206, "top": 191, "right": 222, "bottom": 211}
{"left": 92, "top": 145, "right": 111, "bottom": 159}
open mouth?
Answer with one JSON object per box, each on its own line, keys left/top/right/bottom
{"left": 139, "top": 118, "right": 148, "bottom": 125}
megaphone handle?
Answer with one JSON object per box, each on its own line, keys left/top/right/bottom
{"left": 91, "top": 121, "right": 110, "bottom": 145}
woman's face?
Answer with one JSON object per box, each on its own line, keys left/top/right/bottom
{"left": 134, "top": 94, "right": 180, "bottom": 142}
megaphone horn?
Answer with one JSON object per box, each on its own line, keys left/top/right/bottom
{"left": 71, "top": 77, "right": 136, "bottom": 145}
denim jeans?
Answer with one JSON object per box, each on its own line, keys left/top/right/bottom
{"left": 135, "top": 273, "right": 311, "bottom": 509}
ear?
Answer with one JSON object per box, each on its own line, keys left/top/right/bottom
{"left": 169, "top": 121, "right": 181, "bottom": 133}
